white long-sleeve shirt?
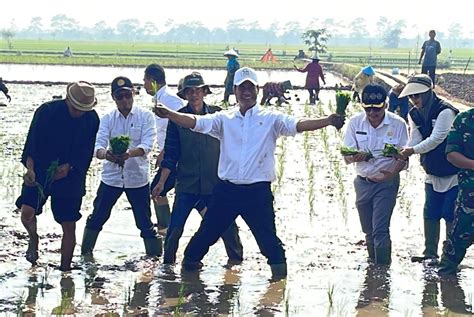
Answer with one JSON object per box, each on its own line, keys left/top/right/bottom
{"left": 344, "top": 111, "right": 409, "bottom": 178}
{"left": 192, "top": 104, "right": 298, "bottom": 184}
{"left": 95, "top": 106, "right": 156, "bottom": 188}
{"left": 154, "top": 85, "right": 184, "bottom": 151}
{"left": 408, "top": 108, "right": 458, "bottom": 192}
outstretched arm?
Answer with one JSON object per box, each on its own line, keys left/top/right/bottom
{"left": 296, "top": 114, "right": 344, "bottom": 132}
{"left": 153, "top": 103, "right": 197, "bottom": 129}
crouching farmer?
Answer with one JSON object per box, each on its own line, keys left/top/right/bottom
{"left": 81, "top": 76, "right": 162, "bottom": 257}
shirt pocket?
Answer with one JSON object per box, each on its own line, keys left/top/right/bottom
{"left": 130, "top": 127, "right": 141, "bottom": 142}
{"left": 355, "top": 134, "right": 368, "bottom": 150}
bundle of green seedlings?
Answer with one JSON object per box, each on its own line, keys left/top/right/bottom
{"left": 340, "top": 145, "right": 373, "bottom": 161}
{"left": 382, "top": 143, "right": 400, "bottom": 157}
{"left": 335, "top": 91, "right": 352, "bottom": 116}
{"left": 36, "top": 159, "right": 59, "bottom": 200}
{"left": 110, "top": 135, "right": 131, "bottom": 155}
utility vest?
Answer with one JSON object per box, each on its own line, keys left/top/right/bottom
{"left": 409, "top": 96, "right": 459, "bottom": 177}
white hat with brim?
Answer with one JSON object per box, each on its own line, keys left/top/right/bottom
{"left": 66, "top": 81, "right": 97, "bottom": 111}
{"left": 224, "top": 49, "right": 239, "bottom": 57}
{"left": 233, "top": 67, "right": 258, "bottom": 86}
{"left": 398, "top": 74, "right": 432, "bottom": 98}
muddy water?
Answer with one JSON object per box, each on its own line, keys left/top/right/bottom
{"left": 0, "top": 71, "right": 472, "bottom": 316}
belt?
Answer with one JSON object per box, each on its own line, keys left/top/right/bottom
{"left": 357, "top": 175, "right": 377, "bottom": 183}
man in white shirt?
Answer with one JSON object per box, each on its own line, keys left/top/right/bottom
{"left": 153, "top": 67, "right": 344, "bottom": 280}
{"left": 81, "top": 76, "right": 161, "bottom": 257}
{"left": 398, "top": 74, "right": 459, "bottom": 264}
{"left": 343, "top": 84, "right": 409, "bottom": 265}
{"left": 143, "top": 64, "right": 184, "bottom": 235}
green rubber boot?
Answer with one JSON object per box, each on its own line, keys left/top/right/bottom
{"left": 375, "top": 246, "right": 391, "bottom": 265}
{"left": 81, "top": 228, "right": 100, "bottom": 256}
{"left": 270, "top": 263, "right": 288, "bottom": 281}
{"left": 143, "top": 237, "right": 162, "bottom": 257}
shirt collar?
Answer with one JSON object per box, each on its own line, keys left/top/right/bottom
{"left": 114, "top": 106, "right": 136, "bottom": 119}
{"left": 363, "top": 110, "right": 391, "bottom": 128}
{"left": 236, "top": 103, "right": 259, "bottom": 118}
{"left": 155, "top": 85, "right": 168, "bottom": 100}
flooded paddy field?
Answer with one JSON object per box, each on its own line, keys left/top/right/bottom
{"left": 0, "top": 70, "right": 472, "bottom": 316}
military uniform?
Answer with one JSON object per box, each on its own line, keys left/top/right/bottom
{"left": 439, "top": 108, "right": 474, "bottom": 275}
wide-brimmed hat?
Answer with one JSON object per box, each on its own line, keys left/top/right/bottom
{"left": 177, "top": 72, "right": 212, "bottom": 99}
{"left": 361, "top": 84, "right": 387, "bottom": 108}
{"left": 66, "top": 81, "right": 97, "bottom": 112}
{"left": 234, "top": 67, "right": 259, "bottom": 86}
{"left": 398, "top": 74, "right": 432, "bottom": 98}
{"left": 361, "top": 65, "right": 375, "bottom": 76}
{"left": 224, "top": 49, "right": 239, "bottom": 57}
{"left": 111, "top": 76, "right": 133, "bottom": 95}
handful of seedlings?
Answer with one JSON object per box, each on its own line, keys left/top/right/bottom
{"left": 340, "top": 146, "right": 373, "bottom": 161}
{"left": 110, "top": 135, "right": 131, "bottom": 155}
{"left": 382, "top": 144, "right": 400, "bottom": 157}
{"left": 335, "top": 91, "right": 352, "bottom": 116}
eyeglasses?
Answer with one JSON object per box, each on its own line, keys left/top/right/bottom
{"left": 409, "top": 93, "right": 421, "bottom": 99}
{"left": 114, "top": 90, "right": 133, "bottom": 100}
{"left": 364, "top": 107, "right": 384, "bottom": 113}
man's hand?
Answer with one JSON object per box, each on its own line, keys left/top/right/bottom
{"left": 399, "top": 148, "right": 415, "bottom": 160}
{"left": 328, "top": 114, "right": 345, "bottom": 130}
{"left": 23, "top": 169, "right": 36, "bottom": 186}
{"left": 52, "top": 163, "right": 71, "bottom": 181}
{"left": 153, "top": 103, "right": 171, "bottom": 118}
{"left": 151, "top": 182, "right": 165, "bottom": 200}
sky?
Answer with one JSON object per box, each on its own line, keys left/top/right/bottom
{"left": 2, "top": 0, "right": 473, "bottom": 37}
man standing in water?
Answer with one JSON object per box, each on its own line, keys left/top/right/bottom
{"left": 0, "top": 77, "right": 11, "bottom": 102}
{"left": 223, "top": 49, "right": 240, "bottom": 104}
{"left": 294, "top": 53, "right": 326, "bottom": 104}
{"left": 419, "top": 30, "right": 441, "bottom": 87}
{"left": 17, "top": 81, "right": 99, "bottom": 271}
{"left": 153, "top": 67, "right": 344, "bottom": 280}
{"left": 143, "top": 64, "right": 184, "bottom": 235}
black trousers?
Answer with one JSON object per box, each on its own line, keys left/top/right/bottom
{"left": 183, "top": 180, "right": 286, "bottom": 265}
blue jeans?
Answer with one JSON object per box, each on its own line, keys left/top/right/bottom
{"left": 163, "top": 192, "right": 243, "bottom": 264}
{"left": 85, "top": 182, "right": 156, "bottom": 238}
{"left": 423, "top": 184, "right": 458, "bottom": 222}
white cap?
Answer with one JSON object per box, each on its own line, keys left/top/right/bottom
{"left": 233, "top": 67, "right": 259, "bottom": 86}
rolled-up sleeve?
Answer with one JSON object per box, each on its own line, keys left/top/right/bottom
{"left": 94, "top": 113, "right": 111, "bottom": 156}
{"left": 274, "top": 113, "right": 298, "bottom": 137}
{"left": 136, "top": 111, "right": 156, "bottom": 155}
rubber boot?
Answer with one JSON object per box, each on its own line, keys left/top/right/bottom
{"left": 375, "top": 246, "right": 391, "bottom": 265}
{"left": 153, "top": 202, "right": 170, "bottom": 232}
{"left": 81, "top": 228, "right": 100, "bottom": 256}
{"left": 163, "top": 228, "right": 184, "bottom": 264}
{"left": 438, "top": 255, "right": 458, "bottom": 276}
{"left": 270, "top": 263, "right": 287, "bottom": 281}
{"left": 143, "top": 237, "right": 162, "bottom": 257}
{"left": 445, "top": 221, "right": 453, "bottom": 240}
{"left": 411, "top": 219, "right": 440, "bottom": 262}
{"left": 367, "top": 243, "right": 375, "bottom": 261}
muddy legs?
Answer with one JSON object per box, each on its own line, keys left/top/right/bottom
{"left": 21, "top": 205, "right": 39, "bottom": 265}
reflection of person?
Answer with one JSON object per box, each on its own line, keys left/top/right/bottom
{"left": 356, "top": 264, "right": 390, "bottom": 311}
{"left": 387, "top": 83, "right": 409, "bottom": 122}
{"left": 419, "top": 30, "right": 441, "bottom": 87}
{"left": 343, "top": 84, "right": 408, "bottom": 264}
{"left": 52, "top": 277, "right": 75, "bottom": 315}
{"left": 0, "top": 77, "right": 11, "bottom": 102}
{"left": 81, "top": 76, "right": 161, "bottom": 257}
{"left": 16, "top": 81, "right": 99, "bottom": 271}
{"left": 144, "top": 64, "right": 184, "bottom": 235}
{"left": 294, "top": 53, "right": 326, "bottom": 104}
{"left": 153, "top": 67, "right": 344, "bottom": 280}
{"left": 438, "top": 108, "right": 474, "bottom": 275}
{"left": 223, "top": 49, "right": 240, "bottom": 103}
{"left": 398, "top": 75, "right": 459, "bottom": 264}
{"left": 152, "top": 72, "right": 243, "bottom": 265}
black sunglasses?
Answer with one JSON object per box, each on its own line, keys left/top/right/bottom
{"left": 364, "top": 107, "right": 383, "bottom": 113}
{"left": 409, "top": 93, "right": 421, "bottom": 99}
{"left": 114, "top": 90, "right": 133, "bottom": 100}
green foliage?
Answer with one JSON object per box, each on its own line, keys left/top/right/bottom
{"left": 335, "top": 91, "right": 351, "bottom": 116}
{"left": 110, "top": 135, "right": 131, "bottom": 155}
{"left": 340, "top": 146, "right": 373, "bottom": 161}
{"left": 382, "top": 143, "right": 400, "bottom": 157}
{"left": 302, "top": 29, "right": 330, "bottom": 54}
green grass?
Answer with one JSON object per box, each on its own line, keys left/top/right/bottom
{"left": 1, "top": 39, "right": 472, "bottom": 69}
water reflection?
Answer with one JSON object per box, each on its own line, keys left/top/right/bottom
{"left": 356, "top": 264, "right": 391, "bottom": 316}
{"left": 422, "top": 270, "right": 472, "bottom": 315}
{"left": 51, "top": 276, "right": 76, "bottom": 315}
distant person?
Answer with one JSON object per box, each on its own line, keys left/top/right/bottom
{"left": 352, "top": 66, "right": 375, "bottom": 103}
{"left": 152, "top": 67, "right": 344, "bottom": 280}
{"left": 223, "top": 49, "right": 240, "bottom": 104}
{"left": 388, "top": 83, "right": 409, "bottom": 121}
{"left": 143, "top": 64, "right": 184, "bottom": 235}
{"left": 17, "top": 81, "right": 99, "bottom": 271}
{"left": 294, "top": 53, "right": 326, "bottom": 104}
{"left": 419, "top": 30, "right": 441, "bottom": 87}
{"left": 152, "top": 72, "right": 243, "bottom": 265}
{"left": 438, "top": 108, "right": 474, "bottom": 276}
{"left": 398, "top": 74, "right": 459, "bottom": 264}
{"left": 63, "top": 46, "right": 72, "bottom": 57}
{"left": 81, "top": 76, "right": 161, "bottom": 257}
{"left": 343, "top": 84, "right": 408, "bottom": 265}
{"left": 0, "top": 77, "right": 11, "bottom": 102}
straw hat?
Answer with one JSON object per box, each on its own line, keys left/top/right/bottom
{"left": 66, "top": 81, "right": 97, "bottom": 111}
